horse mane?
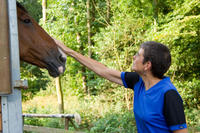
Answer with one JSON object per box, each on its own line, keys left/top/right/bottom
{"left": 16, "top": 1, "right": 28, "bottom": 13}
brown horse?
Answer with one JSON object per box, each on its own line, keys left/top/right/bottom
{"left": 17, "top": 2, "right": 66, "bottom": 77}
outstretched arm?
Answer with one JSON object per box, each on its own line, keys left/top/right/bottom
{"left": 173, "top": 129, "right": 188, "bottom": 133}
{"left": 54, "top": 39, "right": 123, "bottom": 86}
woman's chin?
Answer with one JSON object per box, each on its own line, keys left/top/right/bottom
{"left": 131, "top": 67, "right": 136, "bottom": 71}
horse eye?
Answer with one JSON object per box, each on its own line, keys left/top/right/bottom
{"left": 23, "top": 19, "right": 31, "bottom": 24}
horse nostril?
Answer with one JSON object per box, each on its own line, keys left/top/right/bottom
{"left": 59, "top": 55, "right": 66, "bottom": 63}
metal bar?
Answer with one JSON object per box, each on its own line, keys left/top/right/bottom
{"left": 2, "top": 0, "right": 23, "bottom": 132}
{"left": 14, "top": 80, "right": 28, "bottom": 90}
{"left": 23, "top": 114, "right": 74, "bottom": 118}
{"left": 1, "top": 98, "right": 8, "bottom": 133}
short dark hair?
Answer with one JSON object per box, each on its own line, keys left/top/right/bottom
{"left": 140, "top": 41, "right": 171, "bottom": 79}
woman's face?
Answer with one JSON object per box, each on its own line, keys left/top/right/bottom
{"left": 132, "top": 48, "right": 145, "bottom": 73}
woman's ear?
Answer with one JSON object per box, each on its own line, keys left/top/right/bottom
{"left": 144, "top": 61, "right": 152, "bottom": 71}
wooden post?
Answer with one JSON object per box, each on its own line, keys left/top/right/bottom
{"left": 56, "top": 77, "right": 64, "bottom": 114}
{"left": 0, "top": 98, "right": 2, "bottom": 132}
{"left": 65, "top": 118, "right": 69, "bottom": 131}
{"left": 0, "top": 0, "right": 12, "bottom": 95}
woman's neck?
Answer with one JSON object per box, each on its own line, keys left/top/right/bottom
{"left": 141, "top": 74, "right": 161, "bottom": 91}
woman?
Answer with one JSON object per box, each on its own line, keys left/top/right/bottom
{"left": 56, "top": 39, "right": 188, "bottom": 133}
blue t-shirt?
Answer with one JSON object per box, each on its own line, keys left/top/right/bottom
{"left": 121, "top": 72, "right": 187, "bottom": 133}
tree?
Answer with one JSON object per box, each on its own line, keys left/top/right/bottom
{"left": 42, "top": 0, "right": 47, "bottom": 23}
{"left": 55, "top": 77, "right": 64, "bottom": 113}
{"left": 42, "top": 0, "right": 65, "bottom": 113}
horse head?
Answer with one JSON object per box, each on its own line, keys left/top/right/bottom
{"left": 17, "top": 2, "right": 66, "bottom": 77}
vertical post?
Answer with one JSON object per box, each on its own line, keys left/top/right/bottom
{"left": 0, "top": 0, "right": 12, "bottom": 95}
{"left": 56, "top": 77, "right": 64, "bottom": 114}
{"left": 0, "top": 0, "right": 11, "bottom": 131}
{"left": 65, "top": 118, "right": 69, "bottom": 131}
{"left": 0, "top": 99, "right": 2, "bottom": 132}
{"left": 1, "top": 0, "right": 23, "bottom": 133}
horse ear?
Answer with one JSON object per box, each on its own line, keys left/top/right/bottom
{"left": 16, "top": 2, "right": 28, "bottom": 13}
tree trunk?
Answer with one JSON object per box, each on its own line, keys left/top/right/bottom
{"left": 42, "top": 0, "right": 47, "bottom": 23}
{"left": 73, "top": 14, "right": 88, "bottom": 94}
{"left": 42, "top": 0, "right": 64, "bottom": 114}
{"left": 56, "top": 77, "right": 64, "bottom": 114}
{"left": 153, "top": 0, "right": 158, "bottom": 32}
{"left": 106, "top": 0, "right": 110, "bottom": 24}
{"left": 87, "top": 0, "right": 91, "bottom": 58}
{"left": 85, "top": 0, "right": 92, "bottom": 95}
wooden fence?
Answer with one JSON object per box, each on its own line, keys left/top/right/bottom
{"left": 23, "top": 113, "right": 82, "bottom": 133}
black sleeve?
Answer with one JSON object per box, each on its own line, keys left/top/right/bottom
{"left": 124, "top": 72, "right": 139, "bottom": 89}
{"left": 163, "top": 90, "right": 186, "bottom": 127}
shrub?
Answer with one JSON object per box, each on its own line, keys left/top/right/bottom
{"left": 90, "top": 111, "right": 136, "bottom": 133}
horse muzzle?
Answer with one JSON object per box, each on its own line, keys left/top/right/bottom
{"left": 46, "top": 59, "right": 66, "bottom": 77}
{"left": 46, "top": 48, "right": 67, "bottom": 77}
{"left": 47, "top": 63, "right": 66, "bottom": 77}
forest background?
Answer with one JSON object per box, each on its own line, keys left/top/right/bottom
{"left": 18, "top": 0, "right": 200, "bottom": 132}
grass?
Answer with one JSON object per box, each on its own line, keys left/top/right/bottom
{"left": 22, "top": 89, "right": 136, "bottom": 132}
{"left": 22, "top": 88, "right": 200, "bottom": 133}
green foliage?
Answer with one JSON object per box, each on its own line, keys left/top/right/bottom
{"left": 22, "top": 92, "right": 135, "bottom": 132}
{"left": 175, "top": 79, "right": 200, "bottom": 108}
{"left": 61, "top": 72, "right": 86, "bottom": 97}
{"left": 144, "top": 0, "right": 200, "bottom": 109}
{"left": 21, "top": 0, "right": 200, "bottom": 130}
{"left": 41, "top": 0, "right": 88, "bottom": 49}
{"left": 90, "top": 111, "right": 136, "bottom": 133}
{"left": 39, "top": 0, "right": 111, "bottom": 96}
{"left": 17, "top": 0, "right": 42, "bottom": 22}
{"left": 24, "top": 117, "right": 64, "bottom": 129}
{"left": 20, "top": 63, "right": 50, "bottom": 101}
{"left": 185, "top": 108, "right": 200, "bottom": 126}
